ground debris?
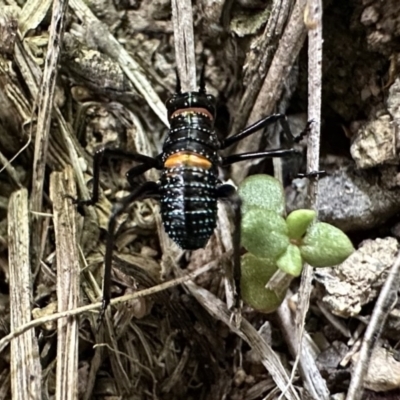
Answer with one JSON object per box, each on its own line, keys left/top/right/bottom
{"left": 315, "top": 237, "right": 399, "bottom": 317}
{"left": 352, "top": 343, "right": 400, "bottom": 392}
{"left": 350, "top": 114, "right": 397, "bottom": 169}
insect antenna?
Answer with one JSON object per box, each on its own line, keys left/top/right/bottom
{"left": 199, "top": 63, "right": 206, "bottom": 93}
{"left": 175, "top": 69, "right": 182, "bottom": 94}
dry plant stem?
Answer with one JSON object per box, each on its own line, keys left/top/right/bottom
{"left": 276, "top": 1, "right": 326, "bottom": 399}
{"left": 346, "top": 250, "right": 400, "bottom": 400}
{"left": 0, "top": 57, "right": 32, "bottom": 180}
{"left": 184, "top": 281, "right": 300, "bottom": 400}
{"left": 8, "top": 189, "right": 41, "bottom": 399}
{"left": 0, "top": 150, "right": 22, "bottom": 189}
{"left": 232, "top": 0, "right": 308, "bottom": 182}
{"left": 82, "top": 333, "right": 102, "bottom": 400}
{"left": 0, "top": 261, "right": 216, "bottom": 354}
{"left": 54, "top": 107, "right": 92, "bottom": 207}
{"left": 14, "top": 39, "right": 42, "bottom": 96}
{"left": 296, "top": 0, "right": 322, "bottom": 322}
{"left": 304, "top": 0, "right": 322, "bottom": 203}
{"left": 104, "top": 315, "right": 131, "bottom": 395}
{"left": 277, "top": 298, "right": 329, "bottom": 399}
{"left": 171, "top": 0, "right": 196, "bottom": 92}
{"left": 69, "top": 0, "right": 169, "bottom": 127}
{"left": 50, "top": 167, "right": 79, "bottom": 400}
{"left": 317, "top": 301, "right": 351, "bottom": 338}
{"left": 160, "top": 345, "right": 190, "bottom": 393}
{"left": 217, "top": 202, "right": 238, "bottom": 309}
{"left": 30, "top": 0, "right": 68, "bottom": 264}
{"left": 295, "top": 0, "right": 325, "bottom": 397}
{"left": 230, "top": 0, "right": 291, "bottom": 137}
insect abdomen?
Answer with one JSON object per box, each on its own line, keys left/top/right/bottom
{"left": 160, "top": 167, "right": 218, "bottom": 250}
{"left": 161, "top": 96, "right": 220, "bottom": 249}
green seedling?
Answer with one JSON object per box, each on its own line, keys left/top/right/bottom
{"left": 240, "top": 253, "right": 286, "bottom": 313}
{"left": 238, "top": 174, "right": 354, "bottom": 311}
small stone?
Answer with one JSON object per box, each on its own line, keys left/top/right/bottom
{"left": 352, "top": 344, "right": 400, "bottom": 391}
{"left": 360, "top": 6, "right": 379, "bottom": 26}
{"left": 350, "top": 114, "right": 396, "bottom": 169}
{"left": 315, "top": 237, "right": 399, "bottom": 317}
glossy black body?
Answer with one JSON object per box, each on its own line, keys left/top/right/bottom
{"left": 160, "top": 92, "right": 220, "bottom": 249}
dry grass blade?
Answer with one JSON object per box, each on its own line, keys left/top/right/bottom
{"left": 50, "top": 166, "right": 80, "bottom": 400}
{"left": 8, "top": 189, "right": 41, "bottom": 399}
{"left": 346, "top": 250, "right": 400, "bottom": 400}
{"left": 103, "top": 315, "right": 132, "bottom": 395}
{"left": 54, "top": 107, "right": 91, "bottom": 204}
{"left": 171, "top": 0, "right": 196, "bottom": 91}
{"left": 0, "top": 49, "right": 34, "bottom": 174}
{"left": 30, "top": 0, "right": 68, "bottom": 264}
{"left": 277, "top": 297, "right": 329, "bottom": 399}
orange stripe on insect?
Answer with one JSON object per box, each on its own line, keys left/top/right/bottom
{"left": 164, "top": 151, "right": 212, "bottom": 169}
{"left": 171, "top": 107, "right": 214, "bottom": 120}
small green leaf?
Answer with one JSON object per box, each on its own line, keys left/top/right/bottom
{"left": 238, "top": 174, "right": 285, "bottom": 215}
{"left": 276, "top": 244, "right": 303, "bottom": 277}
{"left": 300, "top": 222, "right": 355, "bottom": 267}
{"left": 286, "top": 209, "right": 316, "bottom": 240}
{"left": 241, "top": 253, "right": 285, "bottom": 313}
{"left": 242, "top": 209, "right": 290, "bottom": 260}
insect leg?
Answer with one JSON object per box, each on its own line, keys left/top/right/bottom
{"left": 297, "top": 170, "right": 326, "bottom": 179}
{"left": 82, "top": 147, "right": 161, "bottom": 206}
{"left": 221, "top": 114, "right": 291, "bottom": 149}
{"left": 99, "top": 180, "right": 160, "bottom": 325}
{"left": 217, "top": 184, "right": 242, "bottom": 310}
{"left": 222, "top": 115, "right": 313, "bottom": 150}
{"left": 222, "top": 148, "right": 300, "bottom": 166}
{"left": 126, "top": 164, "right": 161, "bottom": 188}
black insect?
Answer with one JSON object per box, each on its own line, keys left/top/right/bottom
{"left": 79, "top": 72, "right": 307, "bottom": 317}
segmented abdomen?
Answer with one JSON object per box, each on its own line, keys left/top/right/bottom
{"left": 159, "top": 167, "right": 218, "bottom": 250}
